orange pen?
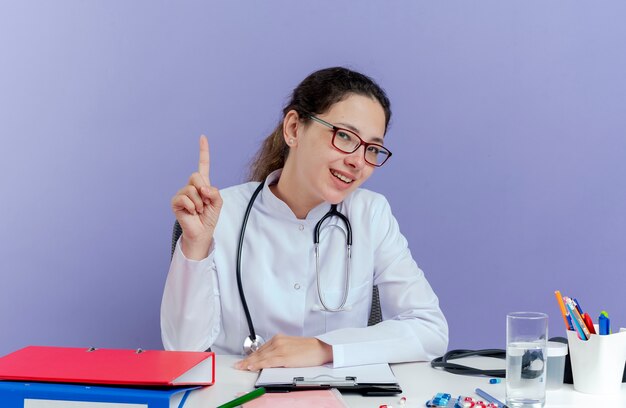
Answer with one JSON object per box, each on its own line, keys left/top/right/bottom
{"left": 554, "top": 290, "right": 572, "bottom": 330}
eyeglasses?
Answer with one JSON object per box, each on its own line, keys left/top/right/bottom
{"left": 307, "top": 115, "right": 392, "bottom": 167}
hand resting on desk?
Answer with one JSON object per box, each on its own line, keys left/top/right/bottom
{"left": 234, "top": 334, "right": 332, "bottom": 371}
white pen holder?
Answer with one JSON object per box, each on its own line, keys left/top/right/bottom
{"left": 566, "top": 327, "right": 626, "bottom": 394}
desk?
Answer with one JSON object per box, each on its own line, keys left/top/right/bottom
{"left": 187, "top": 355, "right": 626, "bottom": 407}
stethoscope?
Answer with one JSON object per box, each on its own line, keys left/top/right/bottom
{"left": 237, "top": 182, "right": 353, "bottom": 355}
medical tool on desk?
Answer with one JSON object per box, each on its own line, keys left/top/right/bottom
{"left": 431, "top": 348, "right": 545, "bottom": 380}
{"left": 237, "top": 182, "right": 353, "bottom": 355}
{"left": 475, "top": 388, "right": 508, "bottom": 408}
{"left": 431, "top": 349, "right": 506, "bottom": 378}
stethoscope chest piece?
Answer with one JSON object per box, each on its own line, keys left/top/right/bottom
{"left": 243, "top": 334, "right": 265, "bottom": 356}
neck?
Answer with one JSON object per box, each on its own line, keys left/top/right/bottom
{"left": 270, "top": 170, "right": 322, "bottom": 220}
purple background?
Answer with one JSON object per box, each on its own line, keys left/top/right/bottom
{"left": 1, "top": 1, "right": 625, "bottom": 356}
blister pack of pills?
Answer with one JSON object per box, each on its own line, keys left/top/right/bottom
{"left": 425, "top": 393, "right": 498, "bottom": 408}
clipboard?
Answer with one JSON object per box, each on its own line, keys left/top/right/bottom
{"left": 254, "top": 363, "right": 402, "bottom": 396}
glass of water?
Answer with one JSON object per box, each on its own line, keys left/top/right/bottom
{"left": 506, "top": 312, "right": 548, "bottom": 408}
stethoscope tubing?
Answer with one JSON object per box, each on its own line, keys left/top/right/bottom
{"left": 236, "top": 181, "right": 353, "bottom": 354}
{"left": 314, "top": 206, "right": 352, "bottom": 312}
{"left": 314, "top": 205, "right": 352, "bottom": 245}
{"left": 236, "top": 182, "right": 265, "bottom": 344}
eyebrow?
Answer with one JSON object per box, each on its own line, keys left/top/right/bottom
{"left": 336, "top": 122, "right": 385, "bottom": 145}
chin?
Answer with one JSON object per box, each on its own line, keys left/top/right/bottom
{"left": 324, "top": 187, "right": 356, "bottom": 205}
{"left": 323, "top": 170, "right": 363, "bottom": 203}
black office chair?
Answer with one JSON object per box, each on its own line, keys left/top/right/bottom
{"left": 170, "top": 220, "right": 383, "bottom": 326}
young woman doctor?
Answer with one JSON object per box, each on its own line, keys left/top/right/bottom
{"left": 161, "top": 67, "right": 448, "bottom": 371}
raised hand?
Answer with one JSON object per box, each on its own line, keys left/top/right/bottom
{"left": 171, "top": 135, "right": 223, "bottom": 260}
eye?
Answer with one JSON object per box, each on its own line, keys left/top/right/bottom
{"left": 366, "top": 145, "right": 381, "bottom": 154}
{"left": 336, "top": 130, "right": 354, "bottom": 141}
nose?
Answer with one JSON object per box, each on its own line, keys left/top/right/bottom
{"left": 344, "top": 145, "right": 366, "bottom": 169}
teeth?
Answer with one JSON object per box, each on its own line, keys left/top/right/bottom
{"left": 331, "top": 170, "right": 353, "bottom": 183}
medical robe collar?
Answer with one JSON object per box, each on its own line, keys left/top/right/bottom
{"left": 260, "top": 169, "right": 334, "bottom": 223}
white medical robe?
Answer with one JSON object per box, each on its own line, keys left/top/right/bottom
{"left": 161, "top": 170, "right": 448, "bottom": 367}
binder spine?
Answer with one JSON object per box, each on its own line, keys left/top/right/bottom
{"left": 0, "top": 381, "right": 196, "bottom": 408}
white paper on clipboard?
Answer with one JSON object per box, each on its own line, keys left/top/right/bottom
{"left": 255, "top": 363, "right": 397, "bottom": 387}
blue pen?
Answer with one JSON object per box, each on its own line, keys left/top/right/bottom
{"left": 565, "top": 302, "right": 588, "bottom": 340}
{"left": 475, "top": 388, "right": 509, "bottom": 408}
{"left": 599, "top": 313, "right": 610, "bottom": 335}
{"left": 573, "top": 298, "right": 584, "bottom": 315}
{"left": 566, "top": 315, "right": 573, "bottom": 331}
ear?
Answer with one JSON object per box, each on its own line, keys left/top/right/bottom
{"left": 282, "top": 110, "right": 301, "bottom": 147}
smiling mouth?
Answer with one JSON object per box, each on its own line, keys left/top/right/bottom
{"left": 331, "top": 170, "right": 354, "bottom": 184}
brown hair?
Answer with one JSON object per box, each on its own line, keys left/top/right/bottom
{"left": 248, "top": 67, "right": 391, "bottom": 181}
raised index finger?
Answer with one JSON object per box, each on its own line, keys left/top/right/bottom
{"left": 198, "top": 135, "right": 210, "bottom": 184}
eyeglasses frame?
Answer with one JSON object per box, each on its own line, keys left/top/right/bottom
{"left": 306, "top": 114, "right": 393, "bottom": 167}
